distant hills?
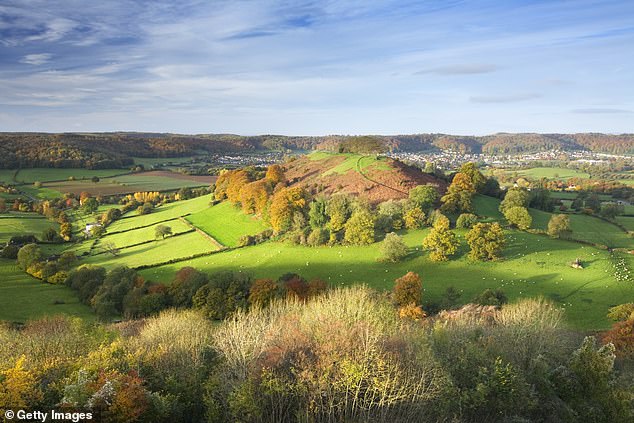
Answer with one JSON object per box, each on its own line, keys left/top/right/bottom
{"left": 0, "top": 132, "right": 631, "bottom": 169}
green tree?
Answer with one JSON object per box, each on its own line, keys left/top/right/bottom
{"left": 408, "top": 185, "right": 438, "bottom": 211}
{"left": 584, "top": 193, "right": 601, "bottom": 212}
{"left": 42, "top": 227, "right": 63, "bottom": 243}
{"left": 456, "top": 213, "right": 478, "bottom": 229}
{"left": 393, "top": 271, "right": 422, "bottom": 307}
{"left": 308, "top": 197, "right": 328, "bottom": 229}
{"left": 547, "top": 214, "right": 572, "bottom": 238}
{"left": 344, "top": 208, "right": 375, "bottom": 245}
{"left": 379, "top": 232, "right": 408, "bottom": 263}
{"left": 459, "top": 162, "right": 486, "bottom": 192}
{"left": 168, "top": 267, "right": 209, "bottom": 308}
{"left": 155, "top": 224, "right": 173, "bottom": 239}
{"left": 499, "top": 187, "right": 529, "bottom": 214}
{"left": 600, "top": 203, "right": 624, "bottom": 219}
{"left": 403, "top": 206, "right": 426, "bottom": 229}
{"left": 473, "top": 288, "right": 508, "bottom": 306}
{"left": 422, "top": 213, "right": 459, "bottom": 261}
{"left": 17, "top": 243, "right": 42, "bottom": 270}
{"left": 465, "top": 222, "right": 506, "bottom": 261}
{"left": 503, "top": 206, "right": 532, "bottom": 230}
{"left": 81, "top": 197, "right": 99, "bottom": 214}
{"left": 326, "top": 194, "right": 352, "bottom": 233}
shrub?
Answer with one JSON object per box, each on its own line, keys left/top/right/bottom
{"left": 248, "top": 279, "right": 279, "bottom": 307}
{"left": 379, "top": 232, "right": 408, "bottom": 263}
{"left": 393, "top": 271, "right": 422, "bottom": 307}
{"left": 607, "top": 303, "right": 634, "bottom": 322}
{"left": 602, "top": 318, "right": 634, "bottom": 359}
{"left": 307, "top": 227, "right": 329, "bottom": 246}
{"left": 503, "top": 206, "right": 532, "bottom": 230}
{"left": 456, "top": 213, "right": 477, "bottom": 229}
{"left": 547, "top": 214, "right": 572, "bottom": 238}
{"left": 473, "top": 288, "right": 507, "bottom": 306}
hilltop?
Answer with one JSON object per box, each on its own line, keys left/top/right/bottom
{"left": 283, "top": 152, "right": 447, "bottom": 203}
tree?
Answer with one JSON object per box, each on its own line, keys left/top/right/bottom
{"left": 600, "top": 203, "right": 624, "bottom": 219}
{"left": 91, "top": 176, "right": 100, "bottom": 183}
{"left": 168, "top": 267, "right": 208, "bottom": 308}
{"left": 465, "top": 222, "right": 505, "bottom": 261}
{"left": 17, "top": 243, "right": 42, "bottom": 270}
{"left": 503, "top": 206, "right": 532, "bottom": 230}
{"left": 607, "top": 303, "right": 634, "bottom": 322}
{"left": 379, "top": 232, "right": 408, "bottom": 263}
{"left": 193, "top": 271, "right": 251, "bottom": 320}
{"left": 500, "top": 187, "right": 529, "bottom": 214}
{"left": 81, "top": 197, "right": 99, "bottom": 214}
{"left": 308, "top": 197, "right": 328, "bottom": 229}
{"left": 422, "top": 213, "right": 459, "bottom": 261}
{"left": 473, "top": 288, "right": 508, "bottom": 306}
{"left": 155, "top": 224, "right": 173, "bottom": 240}
{"left": 403, "top": 206, "right": 426, "bottom": 229}
{"left": 248, "top": 278, "right": 279, "bottom": 307}
{"left": 547, "top": 214, "right": 572, "bottom": 238}
{"left": 408, "top": 185, "right": 438, "bottom": 212}
{"left": 441, "top": 172, "right": 476, "bottom": 213}
{"left": 238, "top": 180, "right": 270, "bottom": 215}
{"left": 226, "top": 170, "right": 251, "bottom": 204}
{"left": 459, "top": 162, "right": 486, "bottom": 192}
{"left": 344, "top": 208, "right": 375, "bottom": 245}
{"left": 584, "top": 194, "right": 601, "bottom": 212}
{"left": 0, "top": 355, "right": 43, "bottom": 412}
{"left": 269, "top": 187, "right": 309, "bottom": 233}
{"left": 393, "top": 271, "right": 422, "bottom": 307}
{"left": 265, "top": 164, "right": 285, "bottom": 184}
{"left": 326, "top": 194, "right": 352, "bottom": 233}
{"left": 602, "top": 318, "right": 634, "bottom": 359}
{"left": 90, "top": 225, "right": 105, "bottom": 238}
{"left": 423, "top": 161, "right": 437, "bottom": 174}
{"left": 42, "top": 227, "right": 63, "bottom": 243}
{"left": 102, "top": 241, "right": 120, "bottom": 256}
{"left": 91, "top": 266, "right": 139, "bottom": 319}
{"left": 456, "top": 213, "right": 478, "bottom": 229}
{"left": 137, "top": 202, "right": 153, "bottom": 215}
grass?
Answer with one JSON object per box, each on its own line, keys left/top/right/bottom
{"left": 0, "top": 168, "right": 127, "bottom": 184}
{"left": 82, "top": 231, "right": 219, "bottom": 270}
{"left": 616, "top": 216, "right": 634, "bottom": 232}
{"left": 99, "top": 218, "right": 193, "bottom": 249}
{"left": 505, "top": 167, "right": 590, "bottom": 180}
{"left": 186, "top": 202, "right": 268, "bottom": 247}
{"left": 139, "top": 227, "right": 632, "bottom": 330}
{"left": 107, "top": 195, "right": 212, "bottom": 232}
{"left": 0, "top": 259, "right": 93, "bottom": 323}
{"left": 131, "top": 156, "right": 198, "bottom": 167}
{"left": 111, "top": 173, "right": 210, "bottom": 191}
{"left": 0, "top": 213, "right": 58, "bottom": 243}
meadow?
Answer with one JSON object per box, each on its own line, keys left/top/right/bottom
{"left": 98, "top": 218, "right": 193, "bottom": 249}
{"left": 0, "top": 168, "right": 128, "bottom": 184}
{"left": 186, "top": 201, "right": 269, "bottom": 247}
{"left": 0, "top": 213, "right": 58, "bottom": 243}
{"left": 0, "top": 259, "right": 92, "bottom": 322}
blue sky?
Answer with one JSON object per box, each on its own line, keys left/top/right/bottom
{"left": 0, "top": 0, "right": 633, "bottom": 135}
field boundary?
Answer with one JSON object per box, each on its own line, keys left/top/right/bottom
{"left": 88, "top": 228, "right": 197, "bottom": 256}
{"left": 179, "top": 217, "right": 225, "bottom": 250}
{"left": 107, "top": 215, "right": 190, "bottom": 233}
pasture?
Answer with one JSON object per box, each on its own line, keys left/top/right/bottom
{"left": 0, "top": 259, "right": 93, "bottom": 322}
{"left": 0, "top": 168, "right": 127, "bottom": 184}
{"left": 0, "top": 213, "right": 58, "bottom": 243}
{"left": 186, "top": 201, "right": 269, "bottom": 247}
{"left": 100, "top": 218, "right": 193, "bottom": 249}
{"left": 139, "top": 226, "right": 632, "bottom": 330}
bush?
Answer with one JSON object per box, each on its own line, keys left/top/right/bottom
{"left": 607, "top": 303, "right": 634, "bottom": 322}
{"left": 393, "top": 271, "right": 422, "bottom": 307}
{"left": 193, "top": 271, "right": 252, "bottom": 320}
{"left": 378, "top": 232, "right": 408, "bottom": 262}
{"left": 307, "top": 227, "right": 329, "bottom": 246}
{"left": 456, "top": 213, "right": 477, "bottom": 229}
{"left": 1, "top": 244, "right": 19, "bottom": 259}
{"left": 473, "top": 288, "right": 508, "bottom": 306}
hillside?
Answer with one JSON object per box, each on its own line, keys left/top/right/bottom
{"left": 283, "top": 152, "right": 446, "bottom": 203}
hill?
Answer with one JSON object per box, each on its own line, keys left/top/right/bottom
{"left": 283, "top": 152, "right": 447, "bottom": 203}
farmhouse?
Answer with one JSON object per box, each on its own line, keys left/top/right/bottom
{"left": 84, "top": 222, "right": 102, "bottom": 236}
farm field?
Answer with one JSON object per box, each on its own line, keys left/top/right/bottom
{"left": 0, "top": 168, "right": 128, "bottom": 184}
{"left": 504, "top": 167, "right": 590, "bottom": 180}
{"left": 107, "top": 194, "right": 212, "bottom": 232}
{"left": 186, "top": 201, "right": 269, "bottom": 247}
{"left": 99, "top": 218, "right": 193, "bottom": 249}
{"left": 0, "top": 213, "right": 58, "bottom": 243}
{"left": 139, "top": 227, "right": 632, "bottom": 330}
{"left": 81, "top": 230, "right": 219, "bottom": 270}
{"left": 616, "top": 216, "right": 634, "bottom": 232}
{"left": 0, "top": 259, "right": 93, "bottom": 322}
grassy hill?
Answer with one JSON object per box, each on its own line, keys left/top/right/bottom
{"left": 284, "top": 152, "right": 446, "bottom": 204}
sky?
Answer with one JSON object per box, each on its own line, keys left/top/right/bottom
{"left": 0, "top": 0, "right": 633, "bottom": 135}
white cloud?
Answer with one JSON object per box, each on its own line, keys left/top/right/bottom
{"left": 19, "top": 53, "right": 52, "bottom": 65}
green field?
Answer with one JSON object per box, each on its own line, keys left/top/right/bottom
{"left": 131, "top": 156, "right": 198, "bottom": 167}
{"left": 0, "top": 168, "right": 127, "bottom": 184}
{"left": 0, "top": 213, "right": 58, "bottom": 243}
{"left": 107, "top": 195, "right": 212, "bottom": 232}
{"left": 112, "top": 174, "right": 210, "bottom": 191}
{"left": 100, "top": 218, "right": 193, "bottom": 249}
{"left": 616, "top": 216, "right": 634, "bottom": 232}
{"left": 139, "top": 226, "right": 632, "bottom": 330}
{"left": 186, "top": 202, "right": 268, "bottom": 247}
{"left": 82, "top": 231, "right": 219, "bottom": 269}
{"left": 505, "top": 167, "right": 590, "bottom": 180}
{"left": 0, "top": 260, "right": 93, "bottom": 322}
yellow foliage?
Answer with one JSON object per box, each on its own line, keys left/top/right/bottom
{"left": 0, "top": 355, "right": 42, "bottom": 412}
{"left": 398, "top": 303, "right": 427, "bottom": 321}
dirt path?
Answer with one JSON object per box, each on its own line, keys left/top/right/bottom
{"left": 355, "top": 155, "right": 408, "bottom": 195}
{"left": 178, "top": 216, "right": 225, "bottom": 250}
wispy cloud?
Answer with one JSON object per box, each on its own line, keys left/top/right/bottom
{"left": 415, "top": 64, "right": 499, "bottom": 76}
{"left": 470, "top": 93, "right": 542, "bottom": 103}
{"left": 572, "top": 108, "right": 632, "bottom": 114}
{"left": 19, "top": 53, "right": 52, "bottom": 65}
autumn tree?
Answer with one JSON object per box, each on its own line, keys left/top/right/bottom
{"left": 456, "top": 213, "right": 478, "bottom": 229}
{"left": 214, "top": 169, "right": 231, "bottom": 200}
{"left": 344, "top": 208, "right": 375, "bottom": 245}
{"left": 0, "top": 355, "right": 42, "bottom": 413}
{"left": 265, "top": 164, "right": 285, "bottom": 184}
{"left": 459, "top": 162, "right": 486, "bottom": 192}
{"left": 269, "top": 186, "right": 309, "bottom": 233}
{"left": 547, "top": 214, "right": 572, "bottom": 238}
{"left": 422, "top": 213, "right": 459, "bottom": 261}
{"left": 326, "top": 194, "right": 352, "bottom": 233}
{"left": 379, "top": 232, "right": 408, "bottom": 262}
{"left": 403, "top": 206, "right": 426, "bottom": 229}
{"left": 465, "top": 222, "right": 506, "bottom": 261}
{"left": 81, "top": 197, "right": 99, "bottom": 214}
{"left": 238, "top": 179, "right": 270, "bottom": 215}
{"left": 602, "top": 318, "right": 634, "bottom": 359}
{"left": 440, "top": 172, "right": 476, "bottom": 213}
{"left": 248, "top": 278, "right": 279, "bottom": 307}
{"left": 226, "top": 170, "right": 251, "bottom": 204}
{"left": 503, "top": 206, "right": 532, "bottom": 230}
{"left": 393, "top": 271, "right": 422, "bottom": 307}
